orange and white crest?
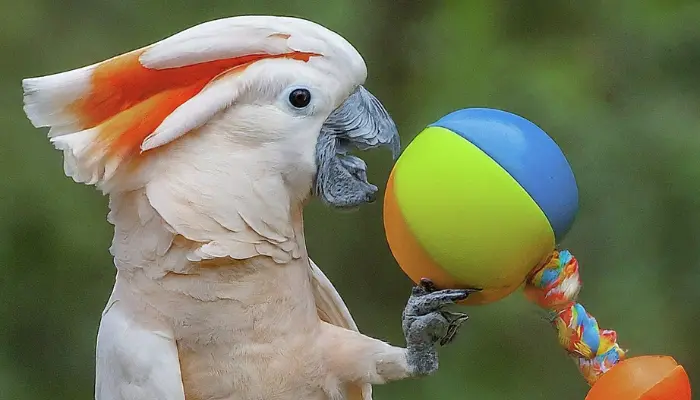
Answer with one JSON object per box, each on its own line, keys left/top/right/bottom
{"left": 23, "top": 16, "right": 367, "bottom": 187}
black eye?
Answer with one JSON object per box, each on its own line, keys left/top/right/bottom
{"left": 288, "top": 88, "right": 311, "bottom": 108}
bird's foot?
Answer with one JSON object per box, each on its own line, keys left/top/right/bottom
{"left": 401, "top": 278, "right": 480, "bottom": 376}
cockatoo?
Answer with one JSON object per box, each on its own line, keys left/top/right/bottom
{"left": 22, "top": 15, "right": 476, "bottom": 400}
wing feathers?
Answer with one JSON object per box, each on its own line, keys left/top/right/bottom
{"left": 96, "top": 289, "right": 185, "bottom": 400}
{"left": 310, "top": 259, "right": 358, "bottom": 331}
{"left": 309, "top": 259, "right": 372, "bottom": 400}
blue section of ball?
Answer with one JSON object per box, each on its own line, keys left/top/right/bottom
{"left": 429, "top": 107, "right": 579, "bottom": 242}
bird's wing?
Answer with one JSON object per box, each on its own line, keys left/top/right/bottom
{"left": 95, "top": 287, "right": 185, "bottom": 400}
{"left": 309, "top": 258, "right": 372, "bottom": 400}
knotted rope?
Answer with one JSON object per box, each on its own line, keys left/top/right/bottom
{"left": 524, "top": 249, "right": 626, "bottom": 385}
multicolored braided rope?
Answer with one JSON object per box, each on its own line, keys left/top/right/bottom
{"left": 524, "top": 249, "right": 627, "bottom": 385}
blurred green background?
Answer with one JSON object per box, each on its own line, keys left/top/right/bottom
{"left": 2, "top": 0, "right": 699, "bottom": 399}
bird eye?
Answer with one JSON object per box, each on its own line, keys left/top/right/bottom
{"left": 288, "top": 88, "right": 312, "bottom": 108}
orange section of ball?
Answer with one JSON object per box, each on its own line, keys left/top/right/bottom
{"left": 383, "top": 169, "right": 518, "bottom": 305}
{"left": 585, "top": 356, "right": 691, "bottom": 400}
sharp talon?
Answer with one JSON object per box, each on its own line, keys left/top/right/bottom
{"left": 439, "top": 326, "right": 458, "bottom": 346}
{"left": 437, "top": 289, "right": 472, "bottom": 302}
{"left": 454, "top": 291, "right": 470, "bottom": 301}
{"left": 440, "top": 321, "right": 462, "bottom": 346}
{"left": 453, "top": 287, "right": 481, "bottom": 301}
{"left": 439, "top": 311, "right": 470, "bottom": 346}
{"left": 441, "top": 310, "right": 469, "bottom": 321}
{"left": 419, "top": 278, "right": 437, "bottom": 293}
{"left": 455, "top": 287, "right": 480, "bottom": 301}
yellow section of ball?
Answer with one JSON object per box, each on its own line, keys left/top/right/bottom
{"left": 391, "top": 126, "right": 555, "bottom": 302}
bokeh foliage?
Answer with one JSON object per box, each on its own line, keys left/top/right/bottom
{"left": 2, "top": 0, "right": 699, "bottom": 399}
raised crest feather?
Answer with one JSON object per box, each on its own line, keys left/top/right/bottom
{"left": 22, "top": 17, "right": 325, "bottom": 188}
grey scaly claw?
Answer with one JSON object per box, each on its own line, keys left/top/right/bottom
{"left": 439, "top": 311, "right": 470, "bottom": 346}
{"left": 401, "top": 278, "right": 481, "bottom": 376}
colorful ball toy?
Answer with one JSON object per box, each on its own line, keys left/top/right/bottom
{"left": 383, "top": 107, "right": 579, "bottom": 305}
{"left": 383, "top": 108, "right": 691, "bottom": 399}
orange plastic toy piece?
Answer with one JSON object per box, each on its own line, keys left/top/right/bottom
{"left": 585, "top": 355, "right": 691, "bottom": 400}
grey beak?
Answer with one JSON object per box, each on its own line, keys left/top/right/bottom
{"left": 314, "top": 86, "right": 400, "bottom": 209}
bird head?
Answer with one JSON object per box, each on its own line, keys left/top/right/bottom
{"left": 23, "top": 16, "right": 399, "bottom": 214}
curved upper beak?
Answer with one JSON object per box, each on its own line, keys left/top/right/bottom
{"left": 314, "top": 86, "right": 401, "bottom": 209}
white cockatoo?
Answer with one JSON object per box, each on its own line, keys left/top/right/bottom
{"left": 22, "top": 15, "right": 476, "bottom": 400}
